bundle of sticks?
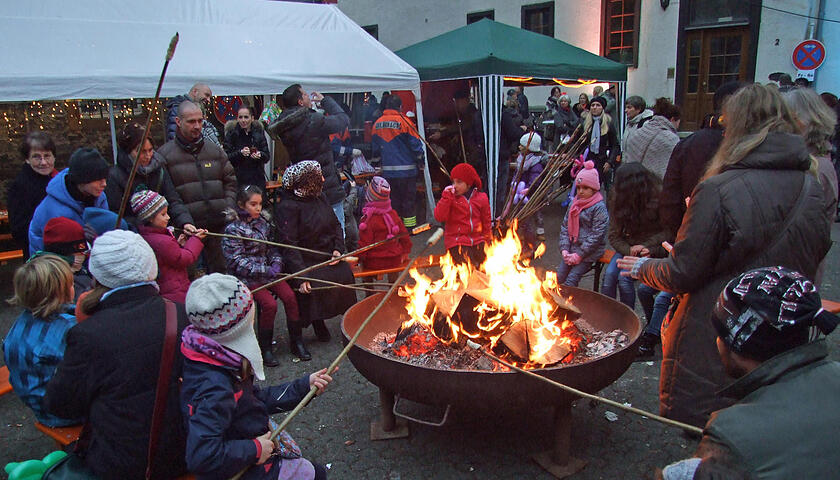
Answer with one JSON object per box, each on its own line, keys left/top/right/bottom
{"left": 497, "top": 125, "right": 589, "bottom": 228}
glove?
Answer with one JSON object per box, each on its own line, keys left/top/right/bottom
{"left": 268, "top": 263, "right": 283, "bottom": 278}
{"left": 352, "top": 148, "right": 362, "bottom": 156}
{"left": 566, "top": 253, "right": 582, "bottom": 266}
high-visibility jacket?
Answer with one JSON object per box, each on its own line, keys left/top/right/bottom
{"left": 372, "top": 109, "right": 424, "bottom": 178}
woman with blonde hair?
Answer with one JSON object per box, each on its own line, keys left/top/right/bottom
{"left": 617, "top": 83, "right": 831, "bottom": 428}
{"left": 3, "top": 255, "right": 80, "bottom": 426}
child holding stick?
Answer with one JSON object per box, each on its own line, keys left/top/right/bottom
{"left": 222, "top": 185, "right": 309, "bottom": 363}
{"left": 357, "top": 176, "right": 412, "bottom": 270}
{"left": 180, "top": 274, "right": 332, "bottom": 480}
{"left": 3, "top": 255, "right": 82, "bottom": 426}
{"left": 132, "top": 190, "right": 206, "bottom": 303}
{"left": 433, "top": 163, "right": 491, "bottom": 267}
{"left": 557, "top": 161, "right": 609, "bottom": 286}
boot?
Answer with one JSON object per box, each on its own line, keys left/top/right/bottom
{"left": 259, "top": 329, "right": 280, "bottom": 367}
{"left": 312, "top": 319, "right": 331, "bottom": 342}
{"left": 287, "top": 323, "right": 312, "bottom": 361}
{"left": 636, "top": 332, "right": 659, "bottom": 358}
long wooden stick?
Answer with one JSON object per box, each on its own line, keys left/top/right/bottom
{"left": 176, "top": 228, "right": 335, "bottom": 258}
{"left": 474, "top": 346, "right": 702, "bottom": 435}
{"left": 250, "top": 223, "right": 431, "bottom": 294}
{"left": 231, "top": 229, "right": 445, "bottom": 480}
{"left": 115, "top": 33, "right": 179, "bottom": 228}
{"left": 395, "top": 111, "right": 450, "bottom": 178}
{"left": 452, "top": 99, "right": 469, "bottom": 165}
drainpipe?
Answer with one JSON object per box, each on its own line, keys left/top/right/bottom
{"left": 809, "top": 0, "right": 823, "bottom": 85}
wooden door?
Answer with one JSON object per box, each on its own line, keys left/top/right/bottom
{"left": 681, "top": 27, "right": 749, "bottom": 130}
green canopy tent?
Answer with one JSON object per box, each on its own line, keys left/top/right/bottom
{"left": 396, "top": 19, "right": 628, "bottom": 215}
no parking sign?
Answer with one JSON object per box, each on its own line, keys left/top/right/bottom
{"left": 792, "top": 40, "right": 826, "bottom": 81}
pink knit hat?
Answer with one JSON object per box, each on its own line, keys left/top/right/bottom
{"left": 575, "top": 161, "right": 600, "bottom": 191}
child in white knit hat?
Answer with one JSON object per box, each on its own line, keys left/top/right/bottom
{"left": 181, "top": 273, "right": 333, "bottom": 480}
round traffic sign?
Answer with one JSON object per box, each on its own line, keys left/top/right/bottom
{"left": 792, "top": 40, "right": 826, "bottom": 71}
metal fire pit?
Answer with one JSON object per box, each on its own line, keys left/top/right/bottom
{"left": 341, "top": 285, "right": 642, "bottom": 478}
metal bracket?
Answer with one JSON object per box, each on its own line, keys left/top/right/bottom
{"left": 392, "top": 395, "right": 451, "bottom": 427}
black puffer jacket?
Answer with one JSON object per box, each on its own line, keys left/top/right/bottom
{"left": 44, "top": 286, "right": 189, "bottom": 480}
{"left": 6, "top": 164, "right": 54, "bottom": 254}
{"left": 638, "top": 132, "right": 831, "bottom": 428}
{"left": 158, "top": 137, "right": 237, "bottom": 232}
{"left": 223, "top": 121, "right": 270, "bottom": 190}
{"left": 269, "top": 97, "right": 348, "bottom": 205}
{"left": 105, "top": 149, "right": 194, "bottom": 228}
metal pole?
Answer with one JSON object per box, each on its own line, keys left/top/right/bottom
{"left": 108, "top": 100, "right": 118, "bottom": 164}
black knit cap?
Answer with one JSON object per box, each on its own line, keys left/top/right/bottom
{"left": 68, "top": 148, "right": 109, "bottom": 184}
{"left": 711, "top": 266, "right": 840, "bottom": 361}
{"left": 589, "top": 96, "right": 608, "bottom": 108}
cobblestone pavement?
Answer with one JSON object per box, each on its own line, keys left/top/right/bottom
{"left": 3, "top": 207, "right": 839, "bottom": 479}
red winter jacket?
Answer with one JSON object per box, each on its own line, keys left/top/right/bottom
{"left": 138, "top": 224, "right": 203, "bottom": 303}
{"left": 358, "top": 204, "right": 412, "bottom": 270}
{"left": 434, "top": 188, "right": 492, "bottom": 250}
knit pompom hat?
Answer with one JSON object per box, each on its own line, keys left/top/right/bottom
{"left": 131, "top": 190, "right": 168, "bottom": 224}
{"left": 185, "top": 274, "right": 264, "bottom": 380}
{"left": 450, "top": 163, "right": 481, "bottom": 190}
{"left": 519, "top": 132, "right": 541, "bottom": 152}
{"left": 89, "top": 229, "right": 158, "bottom": 288}
{"left": 43, "top": 217, "right": 87, "bottom": 255}
{"left": 365, "top": 176, "right": 391, "bottom": 203}
{"left": 575, "top": 160, "right": 600, "bottom": 191}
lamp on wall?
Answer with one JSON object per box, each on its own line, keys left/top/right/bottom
{"left": 660, "top": 0, "right": 670, "bottom": 9}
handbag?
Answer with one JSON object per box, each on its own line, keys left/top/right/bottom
{"left": 42, "top": 300, "right": 179, "bottom": 480}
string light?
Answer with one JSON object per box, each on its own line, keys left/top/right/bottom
{"left": 552, "top": 78, "right": 599, "bottom": 87}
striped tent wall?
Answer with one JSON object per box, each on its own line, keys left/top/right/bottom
{"left": 478, "top": 75, "right": 503, "bottom": 217}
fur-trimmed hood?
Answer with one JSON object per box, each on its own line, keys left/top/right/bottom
{"left": 223, "top": 119, "right": 265, "bottom": 138}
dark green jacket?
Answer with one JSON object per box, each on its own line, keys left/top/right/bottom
{"left": 696, "top": 340, "right": 840, "bottom": 479}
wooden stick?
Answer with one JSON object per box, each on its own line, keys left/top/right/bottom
{"left": 473, "top": 345, "right": 702, "bottom": 435}
{"left": 230, "top": 229, "right": 445, "bottom": 480}
{"left": 115, "top": 33, "right": 179, "bottom": 228}
{"left": 395, "top": 111, "right": 450, "bottom": 178}
{"left": 176, "top": 228, "right": 335, "bottom": 258}
{"left": 250, "top": 223, "right": 431, "bottom": 294}
{"left": 452, "top": 98, "right": 469, "bottom": 165}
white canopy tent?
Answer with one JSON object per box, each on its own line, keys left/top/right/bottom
{"left": 0, "top": 0, "right": 435, "bottom": 214}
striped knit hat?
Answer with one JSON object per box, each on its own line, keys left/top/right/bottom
{"left": 88, "top": 229, "right": 158, "bottom": 288}
{"left": 130, "top": 190, "right": 168, "bottom": 224}
{"left": 365, "top": 176, "right": 391, "bottom": 203}
{"left": 185, "top": 274, "right": 264, "bottom": 380}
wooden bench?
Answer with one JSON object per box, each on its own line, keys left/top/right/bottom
{"left": 0, "top": 249, "right": 24, "bottom": 265}
{"left": 34, "top": 422, "right": 83, "bottom": 448}
{"left": 1, "top": 365, "right": 12, "bottom": 396}
{"left": 821, "top": 299, "right": 840, "bottom": 314}
{"left": 591, "top": 249, "right": 616, "bottom": 293}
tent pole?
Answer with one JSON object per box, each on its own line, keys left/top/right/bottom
{"left": 414, "top": 89, "right": 436, "bottom": 222}
{"left": 108, "top": 100, "right": 118, "bottom": 164}
{"left": 263, "top": 94, "right": 274, "bottom": 182}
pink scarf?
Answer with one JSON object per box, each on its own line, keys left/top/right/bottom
{"left": 567, "top": 192, "right": 603, "bottom": 243}
{"left": 361, "top": 199, "right": 400, "bottom": 238}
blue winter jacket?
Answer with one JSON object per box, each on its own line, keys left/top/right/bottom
{"left": 558, "top": 199, "right": 609, "bottom": 263}
{"left": 371, "top": 109, "right": 424, "bottom": 179}
{"left": 181, "top": 357, "right": 311, "bottom": 480}
{"left": 28, "top": 169, "right": 108, "bottom": 256}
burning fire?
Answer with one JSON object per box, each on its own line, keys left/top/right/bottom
{"left": 399, "top": 225, "right": 582, "bottom": 367}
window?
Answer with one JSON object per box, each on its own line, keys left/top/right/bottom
{"left": 467, "top": 10, "right": 494, "bottom": 24}
{"left": 602, "top": 0, "right": 639, "bottom": 66}
{"left": 362, "top": 24, "right": 378, "bottom": 40}
{"left": 688, "top": 0, "right": 749, "bottom": 27}
{"left": 521, "top": 2, "right": 554, "bottom": 37}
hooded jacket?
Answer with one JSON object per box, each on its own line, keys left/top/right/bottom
{"left": 637, "top": 132, "right": 831, "bottom": 428}
{"left": 371, "top": 109, "right": 425, "bottom": 179}
{"left": 434, "top": 188, "right": 492, "bottom": 250}
{"left": 105, "top": 149, "right": 194, "bottom": 228}
{"left": 622, "top": 115, "right": 680, "bottom": 179}
{"left": 28, "top": 169, "right": 108, "bottom": 255}
{"left": 223, "top": 121, "right": 270, "bottom": 190}
{"left": 221, "top": 210, "right": 283, "bottom": 286}
{"left": 558, "top": 198, "right": 609, "bottom": 263}
{"left": 622, "top": 108, "right": 654, "bottom": 149}
{"left": 269, "top": 97, "right": 348, "bottom": 205}
{"left": 137, "top": 224, "right": 203, "bottom": 304}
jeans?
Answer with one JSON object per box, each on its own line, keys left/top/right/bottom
{"left": 556, "top": 261, "right": 592, "bottom": 287}
{"left": 600, "top": 253, "right": 636, "bottom": 309}
{"left": 637, "top": 283, "right": 673, "bottom": 337}
{"left": 331, "top": 201, "right": 346, "bottom": 239}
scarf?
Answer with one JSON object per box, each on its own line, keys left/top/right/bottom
{"left": 180, "top": 325, "right": 244, "bottom": 369}
{"left": 361, "top": 199, "right": 399, "bottom": 238}
{"left": 589, "top": 115, "right": 602, "bottom": 154}
{"left": 137, "top": 151, "right": 166, "bottom": 176}
{"left": 567, "top": 192, "right": 603, "bottom": 243}
{"left": 174, "top": 131, "right": 205, "bottom": 155}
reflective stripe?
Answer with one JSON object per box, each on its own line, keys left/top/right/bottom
{"left": 381, "top": 165, "right": 417, "bottom": 171}
{"left": 402, "top": 216, "right": 417, "bottom": 227}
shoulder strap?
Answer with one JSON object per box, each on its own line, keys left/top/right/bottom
{"left": 145, "top": 299, "right": 178, "bottom": 480}
{"left": 744, "top": 173, "right": 812, "bottom": 269}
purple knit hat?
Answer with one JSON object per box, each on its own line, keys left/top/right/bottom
{"left": 365, "top": 176, "right": 391, "bottom": 203}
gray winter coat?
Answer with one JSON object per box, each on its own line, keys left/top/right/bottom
{"left": 637, "top": 132, "right": 831, "bottom": 427}
{"left": 622, "top": 115, "right": 679, "bottom": 179}
{"left": 558, "top": 199, "right": 609, "bottom": 263}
